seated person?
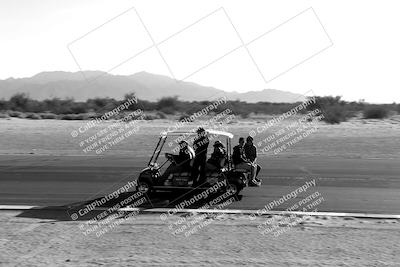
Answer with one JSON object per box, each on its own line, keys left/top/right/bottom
{"left": 206, "top": 141, "right": 226, "bottom": 172}
{"left": 159, "top": 140, "right": 195, "bottom": 184}
{"left": 232, "top": 137, "right": 258, "bottom": 186}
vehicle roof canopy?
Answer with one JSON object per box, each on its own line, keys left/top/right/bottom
{"left": 161, "top": 129, "right": 234, "bottom": 139}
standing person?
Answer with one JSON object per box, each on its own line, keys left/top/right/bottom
{"left": 192, "top": 127, "right": 209, "bottom": 186}
{"left": 232, "top": 137, "right": 258, "bottom": 186}
{"left": 244, "top": 136, "right": 262, "bottom": 185}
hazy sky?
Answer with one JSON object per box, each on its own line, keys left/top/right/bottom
{"left": 0, "top": 0, "right": 399, "bottom": 103}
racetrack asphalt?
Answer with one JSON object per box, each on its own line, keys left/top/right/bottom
{"left": 0, "top": 154, "right": 399, "bottom": 215}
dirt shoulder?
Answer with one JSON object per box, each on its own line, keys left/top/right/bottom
{"left": 1, "top": 211, "right": 399, "bottom": 266}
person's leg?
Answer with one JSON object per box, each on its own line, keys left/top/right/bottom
{"left": 256, "top": 164, "right": 261, "bottom": 176}
{"left": 241, "top": 162, "right": 258, "bottom": 183}
{"left": 254, "top": 164, "right": 262, "bottom": 183}
{"left": 250, "top": 163, "right": 256, "bottom": 181}
{"left": 195, "top": 162, "right": 215, "bottom": 186}
{"left": 199, "top": 156, "right": 207, "bottom": 177}
{"left": 191, "top": 157, "right": 200, "bottom": 183}
{"left": 249, "top": 163, "right": 261, "bottom": 186}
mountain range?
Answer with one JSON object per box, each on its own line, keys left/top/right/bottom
{"left": 0, "top": 71, "right": 305, "bottom": 103}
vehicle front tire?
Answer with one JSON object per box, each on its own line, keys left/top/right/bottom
{"left": 138, "top": 181, "right": 152, "bottom": 195}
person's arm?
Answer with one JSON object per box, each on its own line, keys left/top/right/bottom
{"left": 176, "top": 149, "right": 189, "bottom": 164}
{"left": 219, "top": 158, "right": 226, "bottom": 167}
{"left": 172, "top": 154, "right": 180, "bottom": 164}
{"left": 218, "top": 149, "right": 226, "bottom": 167}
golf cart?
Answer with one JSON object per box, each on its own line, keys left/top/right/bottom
{"left": 136, "top": 129, "right": 248, "bottom": 195}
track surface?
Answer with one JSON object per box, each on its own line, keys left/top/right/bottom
{"left": 0, "top": 155, "right": 399, "bottom": 214}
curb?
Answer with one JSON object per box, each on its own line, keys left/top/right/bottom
{"left": 1, "top": 205, "right": 400, "bottom": 219}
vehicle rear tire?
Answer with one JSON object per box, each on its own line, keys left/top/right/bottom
{"left": 226, "top": 182, "right": 242, "bottom": 196}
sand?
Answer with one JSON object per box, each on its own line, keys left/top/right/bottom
{"left": 0, "top": 117, "right": 399, "bottom": 159}
{"left": 1, "top": 211, "right": 399, "bottom": 266}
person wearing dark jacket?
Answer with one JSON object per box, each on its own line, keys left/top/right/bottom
{"left": 244, "top": 136, "right": 261, "bottom": 183}
{"left": 232, "top": 138, "right": 247, "bottom": 165}
{"left": 206, "top": 141, "right": 226, "bottom": 171}
{"left": 192, "top": 127, "right": 209, "bottom": 186}
{"left": 232, "top": 137, "right": 258, "bottom": 186}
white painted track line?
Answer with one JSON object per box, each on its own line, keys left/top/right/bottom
{"left": 0, "top": 205, "right": 39, "bottom": 210}
{"left": 1, "top": 205, "right": 400, "bottom": 219}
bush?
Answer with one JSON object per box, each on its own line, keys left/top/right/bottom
{"left": 160, "top": 106, "right": 176, "bottom": 115}
{"left": 0, "top": 100, "right": 9, "bottom": 111}
{"left": 143, "top": 114, "right": 158, "bottom": 120}
{"left": 363, "top": 106, "right": 389, "bottom": 119}
{"left": 88, "top": 113, "right": 104, "bottom": 119}
{"left": 307, "top": 96, "right": 354, "bottom": 124}
{"left": 7, "top": 111, "right": 25, "bottom": 118}
{"left": 142, "top": 111, "right": 168, "bottom": 120}
{"left": 60, "top": 114, "right": 79, "bottom": 120}
{"left": 9, "top": 93, "right": 30, "bottom": 111}
{"left": 0, "top": 113, "right": 10, "bottom": 118}
{"left": 2, "top": 93, "right": 398, "bottom": 122}
{"left": 39, "top": 113, "right": 58, "bottom": 119}
{"left": 62, "top": 113, "right": 91, "bottom": 120}
{"left": 70, "top": 103, "right": 88, "bottom": 114}
{"left": 157, "top": 97, "right": 179, "bottom": 111}
{"left": 319, "top": 107, "right": 346, "bottom": 124}
{"left": 25, "top": 113, "right": 42, "bottom": 119}
{"left": 75, "top": 113, "right": 91, "bottom": 120}
{"left": 156, "top": 111, "right": 167, "bottom": 119}
{"left": 240, "top": 111, "right": 251, "bottom": 119}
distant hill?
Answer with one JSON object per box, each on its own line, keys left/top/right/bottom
{"left": 0, "top": 71, "right": 305, "bottom": 103}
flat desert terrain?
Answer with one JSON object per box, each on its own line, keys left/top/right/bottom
{"left": 1, "top": 117, "right": 400, "bottom": 266}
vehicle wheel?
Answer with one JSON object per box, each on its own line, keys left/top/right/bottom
{"left": 138, "top": 181, "right": 152, "bottom": 194}
{"left": 226, "top": 183, "right": 241, "bottom": 196}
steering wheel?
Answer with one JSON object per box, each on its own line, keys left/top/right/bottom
{"left": 165, "top": 153, "right": 177, "bottom": 164}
